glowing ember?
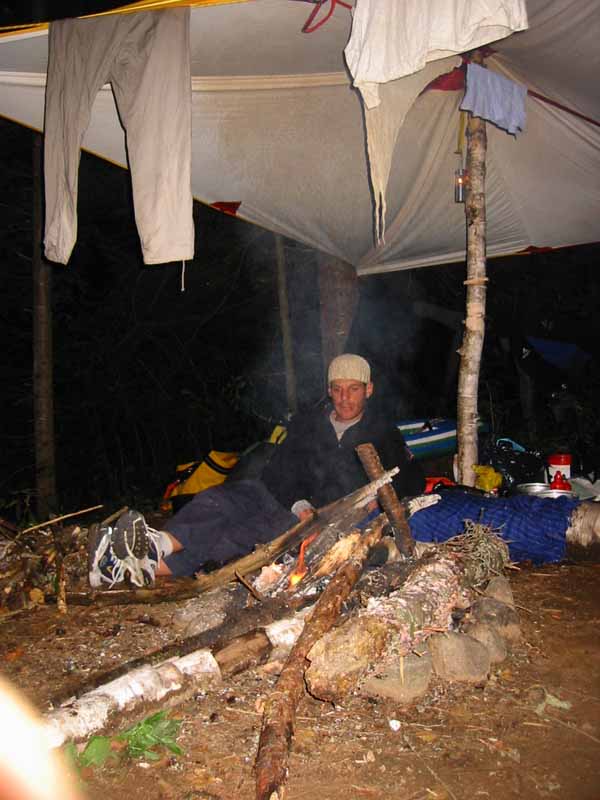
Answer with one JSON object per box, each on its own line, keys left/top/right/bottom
{"left": 288, "top": 531, "right": 319, "bottom": 589}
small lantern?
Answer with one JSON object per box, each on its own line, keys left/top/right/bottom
{"left": 454, "top": 168, "right": 467, "bottom": 203}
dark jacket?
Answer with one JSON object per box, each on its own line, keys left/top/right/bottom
{"left": 261, "top": 402, "right": 425, "bottom": 509}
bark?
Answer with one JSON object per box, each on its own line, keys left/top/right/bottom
{"left": 457, "top": 51, "right": 487, "bottom": 488}
{"left": 275, "top": 233, "right": 297, "bottom": 415}
{"left": 32, "top": 132, "right": 57, "bottom": 518}
{"left": 317, "top": 253, "right": 359, "bottom": 384}
{"left": 254, "top": 516, "right": 386, "bottom": 800}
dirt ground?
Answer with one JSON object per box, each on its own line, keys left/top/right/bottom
{"left": 1, "top": 561, "right": 599, "bottom": 800}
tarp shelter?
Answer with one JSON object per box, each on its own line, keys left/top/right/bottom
{"left": 0, "top": 0, "right": 598, "bottom": 274}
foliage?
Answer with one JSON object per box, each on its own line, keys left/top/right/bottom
{"left": 118, "top": 710, "right": 183, "bottom": 760}
{"left": 63, "top": 711, "right": 184, "bottom": 774}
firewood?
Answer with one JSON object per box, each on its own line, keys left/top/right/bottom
{"left": 356, "top": 442, "right": 415, "bottom": 556}
{"left": 254, "top": 515, "right": 387, "bottom": 800}
{"left": 305, "top": 522, "right": 510, "bottom": 703}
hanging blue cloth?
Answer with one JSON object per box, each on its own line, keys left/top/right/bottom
{"left": 460, "top": 63, "right": 527, "bottom": 135}
{"left": 409, "top": 490, "right": 580, "bottom": 564}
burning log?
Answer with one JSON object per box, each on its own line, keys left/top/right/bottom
{"left": 254, "top": 515, "right": 387, "bottom": 800}
{"left": 304, "top": 521, "right": 510, "bottom": 703}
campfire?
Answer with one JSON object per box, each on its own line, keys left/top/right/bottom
{"left": 287, "top": 531, "right": 319, "bottom": 588}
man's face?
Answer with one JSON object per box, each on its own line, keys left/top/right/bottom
{"left": 329, "top": 379, "right": 373, "bottom": 422}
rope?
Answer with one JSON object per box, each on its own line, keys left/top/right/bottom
{"left": 302, "top": 0, "right": 352, "bottom": 34}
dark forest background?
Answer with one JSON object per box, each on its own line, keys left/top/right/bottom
{"left": 2, "top": 116, "right": 599, "bottom": 520}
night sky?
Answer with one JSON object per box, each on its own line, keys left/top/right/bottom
{"left": 1, "top": 115, "right": 598, "bottom": 517}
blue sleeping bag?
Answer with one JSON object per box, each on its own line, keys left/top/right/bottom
{"left": 408, "top": 490, "right": 580, "bottom": 564}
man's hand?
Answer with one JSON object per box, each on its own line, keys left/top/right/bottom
{"left": 291, "top": 499, "right": 315, "bottom": 521}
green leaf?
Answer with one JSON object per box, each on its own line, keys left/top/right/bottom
{"left": 118, "top": 711, "right": 184, "bottom": 761}
{"left": 79, "top": 735, "right": 114, "bottom": 767}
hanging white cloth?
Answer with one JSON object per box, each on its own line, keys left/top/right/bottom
{"left": 344, "top": 0, "right": 528, "bottom": 244}
{"left": 44, "top": 8, "right": 194, "bottom": 266}
{"left": 345, "top": 0, "right": 529, "bottom": 109}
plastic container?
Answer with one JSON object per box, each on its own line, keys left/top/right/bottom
{"left": 547, "top": 453, "right": 572, "bottom": 482}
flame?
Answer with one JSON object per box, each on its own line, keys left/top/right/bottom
{"left": 288, "top": 531, "right": 319, "bottom": 589}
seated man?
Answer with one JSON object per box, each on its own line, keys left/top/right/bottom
{"left": 88, "top": 353, "right": 425, "bottom": 587}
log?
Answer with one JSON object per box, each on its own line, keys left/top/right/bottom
{"left": 254, "top": 515, "right": 387, "bottom": 800}
{"left": 44, "top": 615, "right": 309, "bottom": 748}
{"left": 566, "top": 500, "right": 600, "bottom": 560}
{"left": 64, "top": 470, "right": 397, "bottom": 606}
{"left": 50, "top": 595, "right": 297, "bottom": 707}
{"left": 305, "top": 521, "right": 509, "bottom": 702}
{"left": 356, "top": 442, "right": 414, "bottom": 556}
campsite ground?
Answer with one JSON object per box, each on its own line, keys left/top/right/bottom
{"left": 1, "top": 560, "right": 599, "bottom": 800}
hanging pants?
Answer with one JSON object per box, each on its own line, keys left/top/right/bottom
{"left": 44, "top": 8, "right": 194, "bottom": 265}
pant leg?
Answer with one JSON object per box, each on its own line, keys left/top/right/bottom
{"left": 163, "top": 480, "right": 297, "bottom": 577}
{"left": 43, "top": 16, "right": 128, "bottom": 264}
{"left": 109, "top": 8, "right": 194, "bottom": 264}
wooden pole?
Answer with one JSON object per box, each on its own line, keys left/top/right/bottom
{"left": 457, "top": 51, "right": 488, "bottom": 487}
{"left": 274, "top": 233, "right": 298, "bottom": 415}
{"left": 32, "top": 132, "right": 57, "bottom": 517}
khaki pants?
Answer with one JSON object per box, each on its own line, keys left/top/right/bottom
{"left": 44, "top": 8, "right": 194, "bottom": 265}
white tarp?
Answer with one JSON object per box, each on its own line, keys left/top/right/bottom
{"left": 0, "top": 0, "right": 598, "bottom": 273}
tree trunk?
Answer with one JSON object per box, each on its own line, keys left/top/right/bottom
{"left": 274, "top": 233, "right": 297, "bottom": 415}
{"left": 457, "top": 52, "right": 487, "bottom": 487}
{"left": 32, "top": 132, "right": 57, "bottom": 518}
{"left": 317, "top": 253, "right": 359, "bottom": 384}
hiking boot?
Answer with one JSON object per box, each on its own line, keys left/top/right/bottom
{"left": 87, "top": 510, "right": 161, "bottom": 589}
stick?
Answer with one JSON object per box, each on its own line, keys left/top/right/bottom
{"left": 235, "top": 570, "right": 266, "bottom": 603}
{"left": 19, "top": 505, "right": 104, "bottom": 535}
{"left": 254, "top": 515, "right": 387, "bottom": 800}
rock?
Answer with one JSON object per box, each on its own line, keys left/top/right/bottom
{"left": 172, "top": 588, "right": 232, "bottom": 636}
{"left": 361, "top": 644, "right": 432, "bottom": 704}
{"left": 461, "top": 621, "right": 507, "bottom": 664}
{"left": 484, "top": 576, "right": 515, "bottom": 609}
{"left": 429, "top": 631, "right": 491, "bottom": 684}
{"left": 470, "top": 596, "right": 521, "bottom": 643}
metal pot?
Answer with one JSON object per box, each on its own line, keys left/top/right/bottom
{"left": 537, "top": 489, "right": 576, "bottom": 499}
{"left": 515, "top": 482, "right": 550, "bottom": 495}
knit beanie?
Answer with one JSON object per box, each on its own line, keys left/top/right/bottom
{"left": 328, "top": 354, "right": 371, "bottom": 384}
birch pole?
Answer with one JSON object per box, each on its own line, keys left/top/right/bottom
{"left": 457, "top": 51, "right": 487, "bottom": 487}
